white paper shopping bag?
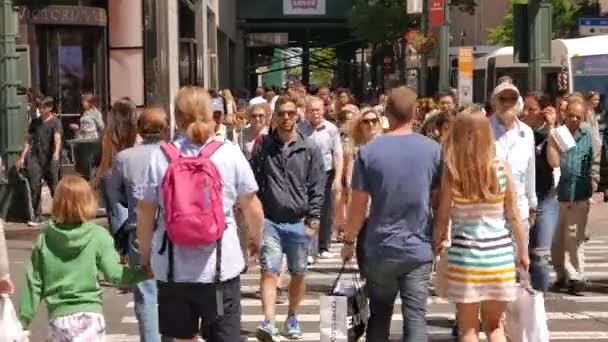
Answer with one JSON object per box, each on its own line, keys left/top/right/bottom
{"left": 0, "top": 295, "right": 29, "bottom": 342}
{"left": 505, "top": 286, "right": 550, "bottom": 342}
{"left": 320, "top": 295, "right": 349, "bottom": 342}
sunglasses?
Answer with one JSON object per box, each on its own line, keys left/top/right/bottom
{"left": 276, "top": 110, "right": 298, "bottom": 118}
{"left": 499, "top": 96, "right": 518, "bottom": 102}
{"left": 361, "top": 118, "right": 379, "bottom": 125}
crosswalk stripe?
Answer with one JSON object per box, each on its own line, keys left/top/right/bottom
{"left": 241, "top": 270, "right": 608, "bottom": 281}
{"left": 124, "top": 294, "right": 608, "bottom": 313}
{"left": 240, "top": 297, "right": 451, "bottom": 307}
{"left": 236, "top": 311, "right": 608, "bottom": 323}
{"left": 240, "top": 331, "right": 608, "bottom": 341}
{"left": 105, "top": 334, "right": 139, "bottom": 342}
{"left": 119, "top": 310, "right": 608, "bottom": 325}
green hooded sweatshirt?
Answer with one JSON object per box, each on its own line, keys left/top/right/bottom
{"left": 18, "top": 221, "right": 147, "bottom": 327}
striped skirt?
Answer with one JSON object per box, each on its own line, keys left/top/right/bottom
{"left": 445, "top": 232, "right": 517, "bottom": 303}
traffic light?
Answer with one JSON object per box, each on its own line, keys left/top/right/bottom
{"left": 513, "top": 2, "right": 552, "bottom": 64}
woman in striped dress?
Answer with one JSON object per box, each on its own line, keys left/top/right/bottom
{"left": 434, "top": 112, "right": 529, "bottom": 342}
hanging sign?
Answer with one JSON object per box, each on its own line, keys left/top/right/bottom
{"left": 429, "top": 0, "right": 445, "bottom": 26}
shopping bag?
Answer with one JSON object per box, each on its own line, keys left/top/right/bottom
{"left": 0, "top": 295, "right": 28, "bottom": 342}
{"left": 504, "top": 285, "right": 550, "bottom": 342}
{"left": 320, "top": 263, "right": 368, "bottom": 342}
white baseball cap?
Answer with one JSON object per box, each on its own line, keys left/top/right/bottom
{"left": 491, "top": 82, "right": 520, "bottom": 101}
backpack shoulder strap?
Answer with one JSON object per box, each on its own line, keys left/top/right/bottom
{"left": 199, "top": 140, "right": 224, "bottom": 159}
{"left": 160, "top": 143, "right": 180, "bottom": 163}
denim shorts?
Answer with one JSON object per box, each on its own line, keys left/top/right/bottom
{"left": 260, "top": 219, "right": 310, "bottom": 275}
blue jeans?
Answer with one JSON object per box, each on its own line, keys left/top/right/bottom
{"left": 260, "top": 219, "right": 310, "bottom": 274}
{"left": 128, "top": 231, "right": 173, "bottom": 342}
{"left": 101, "top": 178, "right": 129, "bottom": 254}
{"left": 529, "top": 193, "right": 560, "bottom": 291}
{"left": 365, "top": 259, "right": 432, "bottom": 342}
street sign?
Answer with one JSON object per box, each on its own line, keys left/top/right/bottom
{"left": 579, "top": 18, "right": 608, "bottom": 36}
{"left": 429, "top": 0, "right": 444, "bottom": 26}
{"left": 458, "top": 47, "right": 474, "bottom": 105}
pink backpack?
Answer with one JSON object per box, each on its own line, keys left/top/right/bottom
{"left": 160, "top": 141, "right": 226, "bottom": 247}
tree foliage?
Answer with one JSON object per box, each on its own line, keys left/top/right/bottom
{"left": 350, "top": 0, "right": 412, "bottom": 45}
{"left": 487, "top": 0, "right": 598, "bottom": 46}
{"left": 310, "top": 48, "right": 337, "bottom": 87}
{"left": 350, "top": 0, "right": 479, "bottom": 45}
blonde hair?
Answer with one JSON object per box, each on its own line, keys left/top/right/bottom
{"left": 174, "top": 86, "right": 214, "bottom": 144}
{"left": 350, "top": 107, "right": 381, "bottom": 147}
{"left": 443, "top": 112, "right": 501, "bottom": 202}
{"left": 222, "top": 89, "right": 234, "bottom": 102}
{"left": 52, "top": 176, "right": 98, "bottom": 224}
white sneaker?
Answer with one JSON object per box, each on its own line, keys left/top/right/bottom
{"left": 318, "top": 251, "right": 334, "bottom": 259}
{"left": 307, "top": 256, "right": 315, "bottom": 265}
{"left": 27, "top": 220, "right": 41, "bottom": 227}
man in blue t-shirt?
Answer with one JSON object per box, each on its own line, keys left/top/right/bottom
{"left": 341, "top": 86, "right": 442, "bottom": 341}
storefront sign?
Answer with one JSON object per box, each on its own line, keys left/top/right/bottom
{"left": 19, "top": 6, "right": 107, "bottom": 26}
{"left": 429, "top": 0, "right": 444, "bottom": 26}
{"left": 283, "top": 0, "right": 326, "bottom": 15}
{"left": 458, "top": 47, "right": 474, "bottom": 105}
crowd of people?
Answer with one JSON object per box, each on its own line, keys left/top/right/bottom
{"left": 0, "top": 78, "right": 605, "bottom": 342}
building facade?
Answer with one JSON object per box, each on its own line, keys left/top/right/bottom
{"left": 15, "top": 0, "right": 243, "bottom": 131}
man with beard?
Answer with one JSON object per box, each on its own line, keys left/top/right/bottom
{"left": 252, "top": 95, "right": 325, "bottom": 341}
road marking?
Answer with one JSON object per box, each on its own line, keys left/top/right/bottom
{"left": 125, "top": 294, "right": 608, "bottom": 312}
{"left": 105, "top": 334, "right": 139, "bottom": 342}
{"left": 240, "top": 297, "right": 451, "bottom": 307}
{"left": 243, "top": 269, "right": 608, "bottom": 281}
{"left": 240, "top": 331, "right": 608, "bottom": 341}
{"left": 121, "top": 316, "right": 138, "bottom": 324}
{"left": 565, "top": 295, "right": 608, "bottom": 302}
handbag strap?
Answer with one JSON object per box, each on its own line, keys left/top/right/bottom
{"left": 330, "top": 261, "right": 363, "bottom": 294}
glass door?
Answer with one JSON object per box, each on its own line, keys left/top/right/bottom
{"left": 38, "top": 26, "right": 107, "bottom": 140}
{"left": 37, "top": 26, "right": 107, "bottom": 164}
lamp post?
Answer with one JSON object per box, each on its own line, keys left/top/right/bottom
{"left": 420, "top": 0, "right": 429, "bottom": 96}
{"left": 438, "top": 0, "right": 451, "bottom": 91}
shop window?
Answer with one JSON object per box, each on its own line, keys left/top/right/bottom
{"left": 179, "top": 1, "right": 198, "bottom": 86}
{"left": 180, "top": 39, "right": 198, "bottom": 86}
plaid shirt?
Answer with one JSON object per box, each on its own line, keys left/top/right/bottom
{"left": 557, "top": 126, "right": 594, "bottom": 202}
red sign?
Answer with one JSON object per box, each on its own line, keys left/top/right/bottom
{"left": 429, "top": 0, "right": 445, "bottom": 26}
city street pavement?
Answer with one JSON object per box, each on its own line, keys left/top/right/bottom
{"left": 4, "top": 202, "right": 608, "bottom": 341}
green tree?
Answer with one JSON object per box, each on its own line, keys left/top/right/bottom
{"left": 310, "top": 48, "right": 336, "bottom": 87}
{"left": 488, "top": 0, "right": 597, "bottom": 46}
{"left": 350, "top": 0, "right": 479, "bottom": 83}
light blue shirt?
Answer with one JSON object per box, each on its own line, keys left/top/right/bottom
{"left": 490, "top": 116, "right": 537, "bottom": 219}
{"left": 298, "top": 120, "right": 342, "bottom": 172}
{"left": 136, "top": 136, "right": 259, "bottom": 283}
